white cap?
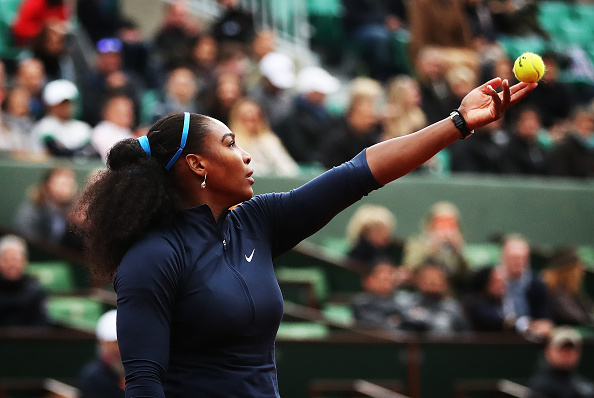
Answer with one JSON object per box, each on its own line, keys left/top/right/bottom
{"left": 96, "top": 309, "right": 117, "bottom": 342}
{"left": 259, "top": 52, "right": 295, "bottom": 89}
{"left": 43, "top": 79, "right": 78, "bottom": 106}
{"left": 296, "top": 66, "right": 340, "bottom": 95}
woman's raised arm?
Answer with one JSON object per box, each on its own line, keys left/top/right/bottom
{"left": 367, "top": 78, "right": 537, "bottom": 185}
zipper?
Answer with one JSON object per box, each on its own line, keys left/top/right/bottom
{"left": 208, "top": 209, "right": 255, "bottom": 327}
{"left": 225, "top": 262, "right": 256, "bottom": 327}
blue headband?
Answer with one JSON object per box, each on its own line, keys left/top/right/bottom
{"left": 137, "top": 136, "right": 151, "bottom": 157}
{"left": 165, "top": 112, "right": 190, "bottom": 171}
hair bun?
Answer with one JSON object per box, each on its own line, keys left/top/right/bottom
{"left": 107, "top": 138, "right": 149, "bottom": 171}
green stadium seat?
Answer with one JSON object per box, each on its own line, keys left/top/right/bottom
{"left": 463, "top": 243, "right": 501, "bottom": 269}
{"left": 26, "top": 261, "right": 74, "bottom": 293}
{"left": 322, "top": 303, "right": 354, "bottom": 327}
{"left": 538, "top": 2, "right": 570, "bottom": 37}
{"left": 47, "top": 296, "right": 103, "bottom": 331}
{"left": 499, "top": 36, "right": 547, "bottom": 61}
{"left": 0, "top": 0, "right": 24, "bottom": 60}
{"left": 276, "top": 267, "right": 328, "bottom": 303}
{"left": 276, "top": 322, "right": 329, "bottom": 339}
{"left": 139, "top": 89, "right": 160, "bottom": 126}
{"left": 579, "top": 246, "right": 594, "bottom": 268}
{"left": 320, "top": 236, "right": 351, "bottom": 258}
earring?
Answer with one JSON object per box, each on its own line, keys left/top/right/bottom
{"left": 201, "top": 174, "right": 207, "bottom": 189}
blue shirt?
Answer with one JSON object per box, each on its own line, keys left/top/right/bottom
{"left": 114, "top": 150, "right": 381, "bottom": 398}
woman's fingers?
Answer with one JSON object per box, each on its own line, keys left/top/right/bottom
{"left": 487, "top": 84, "right": 501, "bottom": 112}
{"left": 508, "top": 82, "right": 538, "bottom": 108}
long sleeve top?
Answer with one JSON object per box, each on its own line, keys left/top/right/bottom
{"left": 114, "top": 150, "right": 382, "bottom": 398}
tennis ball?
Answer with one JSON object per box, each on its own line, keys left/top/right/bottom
{"left": 513, "top": 52, "right": 545, "bottom": 83}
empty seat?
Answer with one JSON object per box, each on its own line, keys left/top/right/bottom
{"left": 47, "top": 296, "right": 103, "bottom": 331}
{"left": 26, "top": 261, "right": 74, "bottom": 293}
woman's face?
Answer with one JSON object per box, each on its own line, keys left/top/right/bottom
{"left": 236, "top": 102, "right": 261, "bottom": 134}
{"left": 200, "top": 119, "right": 254, "bottom": 205}
{"left": 46, "top": 169, "right": 77, "bottom": 205}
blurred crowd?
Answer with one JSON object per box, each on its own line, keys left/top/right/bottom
{"left": 0, "top": 0, "right": 592, "bottom": 177}
{"left": 346, "top": 203, "right": 593, "bottom": 340}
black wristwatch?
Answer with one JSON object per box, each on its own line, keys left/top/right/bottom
{"left": 449, "top": 110, "right": 474, "bottom": 139}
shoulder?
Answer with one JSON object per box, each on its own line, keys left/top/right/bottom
{"left": 115, "top": 229, "right": 184, "bottom": 290}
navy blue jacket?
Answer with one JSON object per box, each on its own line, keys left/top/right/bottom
{"left": 114, "top": 151, "right": 381, "bottom": 397}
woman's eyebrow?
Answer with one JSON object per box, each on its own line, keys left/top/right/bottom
{"left": 221, "top": 132, "right": 235, "bottom": 142}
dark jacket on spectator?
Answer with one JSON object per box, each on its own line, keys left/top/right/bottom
{"left": 316, "top": 117, "right": 381, "bottom": 169}
{"left": 211, "top": 8, "right": 254, "bottom": 45}
{"left": 279, "top": 95, "right": 336, "bottom": 164}
{"left": 449, "top": 128, "right": 509, "bottom": 174}
{"left": 0, "top": 274, "right": 48, "bottom": 327}
{"left": 500, "top": 133, "right": 550, "bottom": 176}
{"left": 78, "top": 359, "right": 125, "bottom": 398}
{"left": 550, "top": 134, "right": 594, "bottom": 178}
{"left": 351, "top": 292, "right": 403, "bottom": 330}
{"left": 466, "top": 295, "right": 508, "bottom": 331}
{"left": 529, "top": 359, "right": 594, "bottom": 398}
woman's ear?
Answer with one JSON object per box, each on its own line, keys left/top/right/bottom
{"left": 185, "top": 153, "right": 206, "bottom": 176}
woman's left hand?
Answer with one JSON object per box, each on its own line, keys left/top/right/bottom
{"left": 458, "top": 78, "right": 537, "bottom": 131}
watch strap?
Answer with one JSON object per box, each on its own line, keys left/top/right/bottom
{"left": 449, "top": 110, "right": 474, "bottom": 139}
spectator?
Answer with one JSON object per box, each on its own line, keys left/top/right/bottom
{"left": 80, "top": 38, "right": 142, "bottom": 127}
{"left": 118, "top": 18, "right": 161, "bottom": 91}
{"left": 449, "top": 117, "right": 510, "bottom": 174}
{"left": 243, "top": 30, "right": 277, "bottom": 92}
{"left": 228, "top": 98, "right": 298, "bottom": 176}
{"left": 528, "top": 327, "right": 594, "bottom": 398}
{"left": 351, "top": 261, "right": 406, "bottom": 330}
{"left": 15, "top": 58, "right": 46, "bottom": 121}
{"left": 501, "top": 107, "right": 551, "bottom": 176}
{"left": 345, "top": 204, "right": 402, "bottom": 271}
{"left": 524, "top": 52, "right": 574, "bottom": 129}
{"left": 203, "top": 72, "right": 243, "bottom": 126}
{"left": 542, "top": 247, "right": 594, "bottom": 327}
{"left": 11, "top": 0, "right": 69, "bottom": 47}
{"left": 153, "top": 0, "right": 200, "bottom": 72}
{"left": 189, "top": 34, "right": 218, "bottom": 99}
{"left": 316, "top": 77, "right": 383, "bottom": 168}
{"left": 0, "top": 235, "right": 49, "bottom": 327}
{"left": 403, "top": 201, "right": 469, "bottom": 286}
{"left": 92, "top": 95, "right": 135, "bottom": 162}
{"left": 211, "top": 0, "right": 255, "bottom": 48}
{"left": 395, "top": 262, "right": 470, "bottom": 333}
{"left": 1, "top": 86, "right": 35, "bottom": 156}
{"left": 550, "top": 107, "right": 594, "bottom": 178}
{"left": 280, "top": 66, "right": 340, "bottom": 164}
{"left": 500, "top": 234, "right": 553, "bottom": 339}
{"left": 78, "top": 310, "right": 125, "bottom": 398}
{"left": 29, "top": 21, "right": 76, "bottom": 82}
{"left": 76, "top": 0, "right": 122, "bottom": 44}
{"left": 153, "top": 67, "right": 201, "bottom": 123}
{"left": 341, "top": 0, "right": 407, "bottom": 81}
{"left": 415, "top": 47, "right": 457, "bottom": 125}
{"left": 488, "top": 0, "right": 549, "bottom": 38}
{"left": 465, "top": 266, "right": 516, "bottom": 331}
{"left": 31, "top": 79, "right": 96, "bottom": 158}
{"left": 14, "top": 167, "right": 78, "bottom": 247}
{"left": 408, "top": 0, "right": 476, "bottom": 72}
{"left": 383, "top": 75, "right": 427, "bottom": 140}
{"left": 249, "top": 52, "right": 296, "bottom": 133}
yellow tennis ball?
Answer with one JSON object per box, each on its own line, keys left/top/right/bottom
{"left": 513, "top": 52, "right": 545, "bottom": 83}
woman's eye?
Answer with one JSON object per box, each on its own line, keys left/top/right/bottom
{"left": 228, "top": 140, "right": 235, "bottom": 148}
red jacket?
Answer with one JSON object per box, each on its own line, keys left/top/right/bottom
{"left": 11, "top": 0, "right": 68, "bottom": 46}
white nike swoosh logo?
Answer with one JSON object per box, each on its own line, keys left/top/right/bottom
{"left": 245, "top": 249, "right": 255, "bottom": 262}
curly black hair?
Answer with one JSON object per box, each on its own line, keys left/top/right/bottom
{"left": 77, "top": 113, "right": 211, "bottom": 280}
